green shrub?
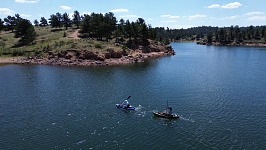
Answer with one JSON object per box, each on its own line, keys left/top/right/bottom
{"left": 43, "top": 44, "right": 51, "bottom": 51}
{"left": 95, "top": 43, "right": 102, "bottom": 49}
{"left": 63, "top": 31, "right": 67, "bottom": 37}
{"left": 0, "top": 47, "right": 3, "bottom": 56}
{"left": 0, "top": 40, "right": 5, "bottom": 47}
{"left": 67, "top": 40, "right": 73, "bottom": 45}
{"left": 26, "top": 52, "right": 34, "bottom": 57}
{"left": 2, "top": 48, "right": 11, "bottom": 55}
{"left": 34, "top": 50, "right": 46, "bottom": 58}
{"left": 12, "top": 49, "right": 25, "bottom": 56}
{"left": 59, "top": 40, "right": 65, "bottom": 47}
{"left": 71, "top": 43, "right": 77, "bottom": 48}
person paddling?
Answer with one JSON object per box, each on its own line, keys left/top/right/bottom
{"left": 122, "top": 96, "right": 131, "bottom": 105}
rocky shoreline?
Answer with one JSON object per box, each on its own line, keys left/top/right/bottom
{"left": 0, "top": 43, "right": 175, "bottom": 66}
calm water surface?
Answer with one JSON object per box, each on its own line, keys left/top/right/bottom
{"left": 1, "top": 43, "right": 266, "bottom": 149}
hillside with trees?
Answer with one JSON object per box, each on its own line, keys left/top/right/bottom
{"left": 0, "top": 11, "right": 174, "bottom": 65}
{"left": 1, "top": 10, "right": 266, "bottom": 65}
{"left": 156, "top": 25, "right": 266, "bottom": 46}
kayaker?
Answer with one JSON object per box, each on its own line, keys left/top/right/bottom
{"left": 122, "top": 100, "right": 129, "bottom": 106}
{"left": 168, "top": 107, "right": 172, "bottom": 114}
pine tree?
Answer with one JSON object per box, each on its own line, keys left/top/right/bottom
{"left": 247, "top": 25, "right": 254, "bottom": 39}
{"left": 140, "top": 22, "right": 149, "bottom": 45}
{"left": 4, "top": 16, "right": 16, "bottom": 32}
{"left": 234, "top": 25, "right": 240, "bottom": 43}
{"left": 80, "top": 14, "right": 91, "bottom": 36}
{"left": 14, "top": 14, "right": 22, "bottom": 24}
{"left": 34, "top": 19, "right": 39, "bottom": 26}
{"left": 207, "top": 32, "right": 213, "bottom": 43}
{"left": 14, "top": 19, "right": 36, "bottom": 45}
{"left": 124, "top": 20, "right": 133, "bottom": 47}
{"left": 218, "top": 28, "right": 226, "bottom": 44}
{"left": 264, "top": 30, "right": 266, "bottom": 42}
{"left": 255, "top": 28, "right": 260, "bottom": 40}
{"left": 56, "top": 12, "right": 62, "bottom": 28}
{"left": 262, "top": 26, "right": 265, "bottom": 37}
{"left": 49, "top": 14, "right": 60, "bottom": 28}
{"left": 62, "top": 12, "right": 71, "bottom": 29}
{"left": 40, "top": 17, "right": 48, "bottom": 26}
{"left": 148, "top": 25, "right": 157, "bottom": 40}
{"left": 72, "top": 10, "right": 81, "bottom": 28}
{"left": 0, "top": 18, "right": 4, "bottom": 32}
{"left": 104, "top": 12, "right": 117, "bottom": 41}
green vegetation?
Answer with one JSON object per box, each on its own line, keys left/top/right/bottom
{"left": 72, "top": 10, "right": 81, "bottom": 29}
{"left": 0, "top": 26, "right": 129, "bottom": 57}
{"left": 0, "top": 18, "right": 4, "bottom": 31}
{"left": 156, "top": 26, "right": 266, "bottom": 45}
{"left": 0, "top": 10, "right": 164, "bottom": 58}
{"left": 15, "top": 19, "right": 36, "bottom": 45}
{"left": 1, "top": 10, "right": 265, "bottom": 59}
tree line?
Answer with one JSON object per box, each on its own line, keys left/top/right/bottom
{"left": 44, "top": 11, "right": 157, "bottom": 48}
{"left": 1, "top": 10, "right": 266, "bottom": 47}
{"left": 0, "top": 10, "right": 158, "bottom": 48}
{"left": 0, "top": 14, "right": 36, "bottom": 45}
{"left": 156, "top": 25, "right": 266, "bottom": 44}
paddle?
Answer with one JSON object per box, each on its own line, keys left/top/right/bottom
{"left": 127, "top": 96, "right": 131, "bottom": 100}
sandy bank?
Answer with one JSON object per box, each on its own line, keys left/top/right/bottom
{"left": 0, "top": 57, "right": 20, "bottom": 64}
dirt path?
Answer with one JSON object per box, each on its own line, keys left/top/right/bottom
{"left": 67, "top": 29, "right": 80, "bottom": 39}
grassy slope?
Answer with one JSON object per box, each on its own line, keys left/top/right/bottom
{"left": 0, "top": 26, "right": 124, "bottom": 57}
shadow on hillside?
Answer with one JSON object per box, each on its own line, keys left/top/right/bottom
{"left": 51, "top": 28, "right": 64, "bottom": 32}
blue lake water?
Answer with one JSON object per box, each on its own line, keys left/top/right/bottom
{"left": 1, "top": 42, "right": 266, "bottom": 149}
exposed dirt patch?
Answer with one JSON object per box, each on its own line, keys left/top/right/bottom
{"left": 67, "top": 29, "right": 80, "bottom": 39}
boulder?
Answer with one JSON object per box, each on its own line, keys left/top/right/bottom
{"left": 122, "top": 49, "right": 129, "bottom": 56}
{"left": 65, "top": 53, "right": 72, "bottom": 59}
{"left": 96, "top": 54, "right": 106, "bottom": 61}
{"left": 81, "top": 51, "right": 98, "bottom": 60}
{"left": 104, "top": 52, "right": 111, "bottom": 59}
{"left": 107, "top": 48, "right": 122, "bottom": 58}
{"left": 57, "top": 52, "right": 65, "bottom": 58}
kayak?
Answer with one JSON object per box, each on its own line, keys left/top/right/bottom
{"left": 153, "top": 100, "right": 179, "bottom": 119}
{"left": 116, "top": 104, "right": 135, "bottom": 110}
{"left": 153, "top": 111, "right": 179, "bottom": 119}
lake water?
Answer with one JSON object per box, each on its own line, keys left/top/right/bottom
{"left": 1, "top": 43, "right": 266, "bottom": 149}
